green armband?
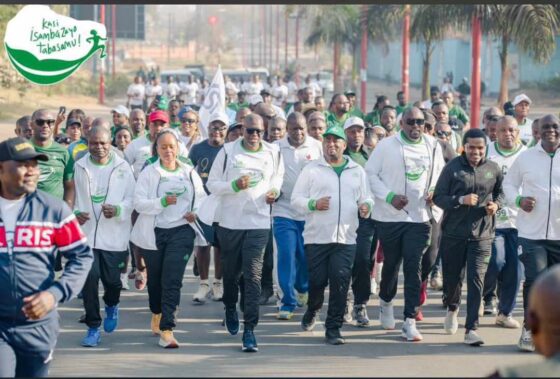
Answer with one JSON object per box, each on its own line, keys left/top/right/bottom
{"left": 231, "top": 180, "right": 241, "bottom": 193}
{"left": 308, "top": 199, "right": 317, "bottom": 211}
{"left": 115, "top": 205, "right": 121, "bottom": 217}
{"left": 515, "top": 196, "right": 522, "bottom": 208}
{"left": 385, "top": 192, "right": 396, "bottom": 204}
{"left": 73, "top": 210, "right": 81, "bottom": 216}
{"left": 161, "top": 197, "right": 169, "bottom": 208}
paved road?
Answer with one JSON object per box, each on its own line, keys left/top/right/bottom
{"left": 50, "top": 264, "right": 541, "bottom": 377}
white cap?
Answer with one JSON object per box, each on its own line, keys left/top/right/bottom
{"left": 343, "top": 116, "right": 365, "bottom": 130}
{"left": 248, "top": 94, "right": 264, "bottom": 106}
{"left": 512, "top": 94, "right": 532, "bottom": 106}
{"left": 209, "top": 111, "right": 229, "bottom": 126}
{"left": 111, "top": 105, "right": 130, "bottom": 118}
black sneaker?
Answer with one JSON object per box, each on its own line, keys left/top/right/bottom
{"left": 353, "top": 304, "right": 370, "bottom": 327}
{"left": 301, "top": 310, "right": 317, "bottom": 331}
{"left": 484, "top": 300, "right": 497, "bottom": 316}
{"left": 259, "top": 288, "right": 273, "bottom": 305}
{"left": 224, "top": 307, "right": 239, "bottom": 336}
{"left": 325, "top": 328, "right": 345, "bottom": 345}
{"left": 192, "top": 256, "right": 199, "bottom": 277}
{"left": 242, "top": 329, "right": 258, "bottom": 352}
{"left": 78, "top": 313, "right": 86, "bottom": 323}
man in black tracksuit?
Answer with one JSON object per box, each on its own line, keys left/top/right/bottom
{"left": 433, "top": 128, "right": 504, "bottom": 346}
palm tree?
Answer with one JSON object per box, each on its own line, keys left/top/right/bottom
{"left": 305, "top": 4, "right": 358, "bottom": 93}
{"left": 410, "top": 5, "right": 462, "bottom": 100}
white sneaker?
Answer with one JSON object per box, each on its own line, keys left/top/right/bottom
{"left": 401, "top": 318, "right": 423, "bottom": 341}
{"left": 370, "top": 280, "right": 378, "bottom": 296}
{"left": 379, "top": 299, "right": 395, "bottom": 330}
{"left": 444, "top": 309, "right": 459, "bottom": 335}
{"left": 374, "top": 262, "right": 383, "bottom": 286}
{"left": 343, "top": 298, "right": 354, "bottom": 323}
{"left": 478, "top": 302, "right": 484, "bottom": 317}
{"left": 464, "top": 330, "right": 484, "bottom": 346}
{"left": 212, "top": 280, "right": 223, "bottom": 301}
{"left": 518, "top": 327, "right": 535, "bottom": 352}
{"left": 120, "top": 273, "right": 129, "bottom": 291}
{"left": 495, "top": 314, "right": 520, "bottom": 329}
{"left": 193, "top": 282, "right": 210, "bottom": 304}
{"left": 55, "top": 270, "right": 63, "bottom": 281}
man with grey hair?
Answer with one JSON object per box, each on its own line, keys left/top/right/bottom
{"left": 74, "top": 125, "right": 135, "bottom": 347}
{"left": 15, "top": 115, "right": 32, "bottom": 140}
{"left": 73, "top": 118, "right": 124, "bottom": 162}
{"left": 307, "top": 111, "right": 327, "bottom": 142}
{"left": 482, "top": 116, "right": 526, "bottom": 325}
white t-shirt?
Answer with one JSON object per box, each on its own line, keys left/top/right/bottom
{"left": 84, "top": 156, "right": 115, "bottom": 219}
{"left": 182, "top": 82, "right": 199, "bottom": 105}
{"left": 247, "top": 82, "right": 263, "bottom": 96}
{"left": 518, "top": 117, "right": 534, "bottom": 145}
{"left": 166, "top": 82, "right": 180, "bottom": 99}
{"left": 0, "top": 196, "right": 25, "bottom": 249}
{"left": 287, "top": 82, "right": 298, "bottom": 103}
{"left": 156, "top": 166, "right": 192, "bottom": 228}
{"left": 145, "top": 84, "right": 163, "bottom": 105}
{"left": 127, "top": 84, "right": 145, "bottom": 107}
{"left": 272, "top": 84, "right": 288, "bottom": 107}
{"left": 486, "top": 142, "right": 526, "bottom": 229}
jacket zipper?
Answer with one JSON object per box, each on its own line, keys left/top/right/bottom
{"left": 83, "top": 162, "right": 119, "bottom": 248}
{"left": 545, "top": 155, "right": 553, "bottom": 238}
{"left": 336, "top": 172, "right": 342, "bottom": 243}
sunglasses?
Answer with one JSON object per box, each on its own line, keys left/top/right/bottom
{"left": 405, "top": 118, "right": 425, "bottom": 126}
{"left": 486, "top": 115, "right": 499, "bottom": 122}
{"left": 436, "top": 130, "right": 452, "bottom": 137}
{"left": 182, "top": 118, "right": 197, "bottom": 124}
{"left": 245, "top": 128, "right": 263, "bottom": 135}
{"left": 35, "top": 119, "right": 56, "bottom": 126}
{"left": 210, "top": 126, "right": 227, "bottom": 132}
{"left": 541, "top": 123, "right": 559, "bottom": 130}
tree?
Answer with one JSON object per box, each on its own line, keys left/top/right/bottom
{"left": 410, "top": 5, "right": 461, "bottom": 100}
{"left": 305, "top": 5, "right": 358, "bottom": 93}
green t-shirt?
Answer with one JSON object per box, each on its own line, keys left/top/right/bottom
{"left": 348, "top": 107, "right": 364, "bottom": 119}
{"left": 228, "top": 102, "right": 250, "bottom": 112}
{"left": 326, "top": 112, "right": 350, "bottom": 129}
{"left": 331, "top": 158, "right": 349, "bottom": 177}
{"left": 348, "top": 149, "right": 368, "bottom": 167}
{"left": 33, "top": 141, "right": 74, "bottom": 199}
{"left": 449, "top": 105, "right": 469, "bottom": 124}
{"left": 396, "top": 104, "right": 409, "bottom": 115}
{"left": 364, "top": 110, "right": 380, "bottom": 126}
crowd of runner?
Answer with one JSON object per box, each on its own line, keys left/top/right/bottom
{"left": 2, "top": 69, "right": 559, "bottom": 376}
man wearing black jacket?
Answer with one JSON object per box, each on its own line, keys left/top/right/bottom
{"left": 433, "top": 128, "right": 504, "bottom": 346}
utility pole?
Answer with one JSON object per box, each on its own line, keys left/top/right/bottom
{"left": 92, "top": 4, "right": 98, "bottom": 79}
{"left": 284, "top": 11, "right": 288, "bottom": 70}
{"left": 402, "top": 5, "right": 411, "bottom": 103}
{"left": 360, "top": 4, "right": 368, "bottom": 112}
{"left": 99, "top": 4, "right": 105, "bottom": 105}
{"left": 251, "top": 5, "right": 255, "bottom": 67}
{"left": 111, "top": 4, "right": 116, "bottom": 79}
{"left": 167, "top": 13, "right": 171, "bottom": 64}
{"left": 276, "top": 5, "right": 280, "bottom": 72}
{"left": 295, "top": 13, "right": 300, "bottom": 87}
{"left": 470, "top": 15, "right": 482, "bottom": 128}
{"left": 268, "top": 6, "right": 273, "bottom": 71}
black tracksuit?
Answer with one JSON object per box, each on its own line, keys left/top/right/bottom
{"left": 433, "top": 154, "right": 504, "bottom": 331}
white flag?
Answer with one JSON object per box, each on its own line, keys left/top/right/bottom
{"left": 198, "top": 65, "right": 225, "bottom": 139}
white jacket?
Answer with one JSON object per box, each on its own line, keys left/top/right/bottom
{"left": 73, "top": 152, "right": 135, "bottom": 251}
{"left": 206, "top": 139, "right": 285, "bottom": 230}
{"left": 365, "top": 132, "right": 445, "bottom": 223}
{"left": 272, "top": 136, "right": 323, "bottom": 220}
{"left": 503, "top": 142, "right": 560, "bottom": 240}
{"left": 291, "top": 156, "right": 373, "bottom": 245}
{"left": 131, "top": 159, "right": 206, "bottom": 250}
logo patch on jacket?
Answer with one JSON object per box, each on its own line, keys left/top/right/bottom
{"left": 485, "top": 171, "right": 494, "bottom": 179}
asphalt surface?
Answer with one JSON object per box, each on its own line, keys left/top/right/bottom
{"left": 50, "top": 262, "right": 542, "bottom": 377}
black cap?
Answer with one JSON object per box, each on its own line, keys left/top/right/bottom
{"left": 0, "top": 137, "right": 48, "bottom": 162}
{"left": 66, "top": 118, "right": 82, "bottom": 128}
{"left": 238, "top": 91, "right": 247, "bottom": 97}
{"left": 344, "top": 90, "right": 356, "bottom": 96}
{"left": 260, "top": 89, "right": 271, "bottom": 97}
{"left": 227, "top": 122, "right": 243, "bottom": 133}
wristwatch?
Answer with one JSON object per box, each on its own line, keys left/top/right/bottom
{"left": 458, "top": 196, "right": 465, "bottom": 205}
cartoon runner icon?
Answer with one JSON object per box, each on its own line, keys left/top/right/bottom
{"left": 86, "top": 29, "right": 107, "bottom": 58}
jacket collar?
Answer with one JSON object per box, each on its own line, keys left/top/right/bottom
{"left": 75, "top": 150, "right": 123, "bottom": 169}
{"left": 317, "top": 154, "right": 359, "bottom": 171}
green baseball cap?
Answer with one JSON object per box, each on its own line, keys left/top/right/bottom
{"left": 157, "top": 95, "right": 169, "bottom": 110}
{"left": 323, "top": 126, "right": 347, "bottom": 141}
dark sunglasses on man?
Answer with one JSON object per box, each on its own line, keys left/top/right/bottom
{"left": 35, "top": 119, "right": 56, "bottom": 127}
{"left": 436, "top": 130, "right": 452, "bottom": 138}
{"left": 405, "top": 118, "right": 425, "bottom": 126}
{"left": 245, "top": 128, "right": 263, "bottom": 135}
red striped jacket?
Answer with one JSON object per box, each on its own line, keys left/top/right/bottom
{"left": 0, "top": 189, "right": 92, "bottom": 325}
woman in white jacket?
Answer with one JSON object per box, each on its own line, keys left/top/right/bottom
{"left": 134, "top": 129, "right": 206, "bottom": 349}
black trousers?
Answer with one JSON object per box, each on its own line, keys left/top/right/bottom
{"left": 377, "top": 221, "right": 431, "bottom": 319}
{"left": 144, "top": 224, "right": 195, "bottom": 331}
{"left": 518, "top": 238, "right": 560, "bottom": 324}
{"left": 306, "top": 243, "right": 356, "bottom": 331}
{"left": 82, "top": 248, "right": 128, "bottom": 329}
{"left": 421, "top": 218, "right": 441, "bottom": 282}
{"left": 440, "top": 236, "right": 492, "bottom": 331}
{"left": 217, "top": 226, "right": 269, "bottom": 330}
{"left": 260, "top": 228, "right": 274, "bottom": 294}
{"left": 352, "top": 217, "right": 377, "bottom": 305}
{"left": 0, "top": 318, "right": 58, "bottom": 378}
